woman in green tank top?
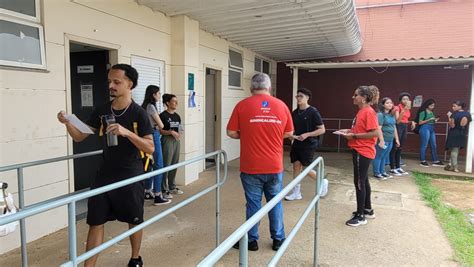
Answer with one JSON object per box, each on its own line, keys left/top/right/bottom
{"left": 415, "top": 99, "right": 444, "bottom": 167}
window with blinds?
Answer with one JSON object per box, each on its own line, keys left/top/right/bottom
{"left": 131, "top": 56, "right": 165, "bottom": 111}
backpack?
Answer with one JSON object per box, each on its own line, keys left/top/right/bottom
{"left": 413, "top": 111, "right": 425, "bottom": 134}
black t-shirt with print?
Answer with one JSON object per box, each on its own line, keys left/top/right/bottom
{"left": 292, "top": 106, "right": 324, "bottom": 148}
{"left": 86, "top": 101, "right": 153, "bottom": 184}
{"left": 160, "top": 110, "right": 181, "bottom": 132}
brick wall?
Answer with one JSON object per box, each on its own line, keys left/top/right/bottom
{"left": 277, "top": 65, "right": 472, "bottom": 155}
{"left": 340, "top": 0, "right": 474, "bottom": 61}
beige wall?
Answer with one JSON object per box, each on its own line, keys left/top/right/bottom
{"left": 0, "top": 0, "right": 275, "bottom": 254}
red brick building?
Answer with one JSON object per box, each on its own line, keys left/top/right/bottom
{"left": 276, "top": 0, "right": 474, "bottom": 171}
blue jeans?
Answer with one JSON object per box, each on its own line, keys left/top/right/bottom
{"left": 145, "top": 129, "right": 164, "bottom": 193}
{"left": 240, "top": 172, "right": 285, "bottom": 242}
{"left": 419, "top": 124, "right": 438, "bottom": 162}
{"left": 373, "top": 141, "right": 393, "bottom": 175}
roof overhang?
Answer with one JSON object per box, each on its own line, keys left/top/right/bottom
{"left": 137, "top": 0, "right": 362, "bottom": 61}
{"left": 287, "top": 57, "right": 474, "bottom": 69}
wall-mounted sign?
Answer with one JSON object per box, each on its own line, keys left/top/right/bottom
{"left": 413, "top": 95, "right": 423, "bottom": 108}
{"left": 188, "top": 73, "right": 194, "bottom": 91}
{"left": 80, "top": 83, "right": 94, "bottom": 107}
{"left": 77, "top": 65, "right": 94, "bottom": 73}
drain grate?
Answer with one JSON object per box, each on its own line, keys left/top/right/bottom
{"left": 349, "top": 190, "right": 403, "bottom": 207}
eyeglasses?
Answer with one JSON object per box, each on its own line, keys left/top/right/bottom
{"left": 295, "top": 94, "right": 305, "bottom": 98}
{"left": 353, "top": 93, "right": 360, "bottom": 97}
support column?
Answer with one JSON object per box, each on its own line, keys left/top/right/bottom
{"left": 465, "top": 67, "right": 474, "bottom": 173}
{"left": 170, "top": 16, "right": 202, "bottom": 184}
{"left": 292, "top": 67, "right": 299, "bottom": 110}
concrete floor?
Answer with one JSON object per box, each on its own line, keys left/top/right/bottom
{"left": 0, "top": 152, "right": 461, "bottom": 266}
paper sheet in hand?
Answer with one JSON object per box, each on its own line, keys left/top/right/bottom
{"left": 65, "top": 114, "right": 94, "bottom": 134}
{"left": 332, "top": 130, "right": 346, "bottom": 135}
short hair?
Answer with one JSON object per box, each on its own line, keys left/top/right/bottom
{"left": 399, "top": 92, "right": 411, "bottom": 102}
{"left": 162, "top": 93, "right": 177, "bottom": 106}
{"left": 250, "top": 73, "right": 271, "bottom": 90}
{"left": 453, "top": 100, "right": 466, "bottom": 109}
{"left": 297, "top": 88, "right": 312, "bottom": 99}
{"left": 111, "top": 64, "right": 139, "bottom": 89}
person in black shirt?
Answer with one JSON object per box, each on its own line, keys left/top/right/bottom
{"left": 285, "top": 88, "right": 325, "bottom": 201}
{"left": 159, "top": 94, "right": 183, "bottom": 198}
{"left": 57, "top": 64, "right": 153, "bottom": 267}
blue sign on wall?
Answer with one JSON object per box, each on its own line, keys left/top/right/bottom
{"left": 188, "top": 73, "right": 194, "bottom": 91}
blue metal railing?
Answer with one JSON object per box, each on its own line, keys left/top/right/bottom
{"left": 198, "top": 156, "right": 324, "bottom": 267}
{"left": 0, "top": 150, "right": 228, "bottom": 267}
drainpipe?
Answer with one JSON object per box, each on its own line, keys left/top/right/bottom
{"left": 466, "top": 67, "right": 474, "bottom": 173}
{"left": 292, "top": 67, "right": 299, "bottom": 111}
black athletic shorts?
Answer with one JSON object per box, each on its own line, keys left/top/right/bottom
{"left": 290, "top": 146, "right": 317, "bottom": 166}
{"left": 87, "top": 172, "right": 145, "bottom": 226}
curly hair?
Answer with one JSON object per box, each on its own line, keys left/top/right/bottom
{"left": 356, "top": 85, "right": 380, "bottom": 105}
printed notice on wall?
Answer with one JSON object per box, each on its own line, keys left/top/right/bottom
{"left": 77, "top": 65, "right": 94, "bottom": 73}
{"left": 413, "top": 95, "right": 423, "bottom": 108}
{"left": 81, "top": 84, "right": 94, "bottom": 107}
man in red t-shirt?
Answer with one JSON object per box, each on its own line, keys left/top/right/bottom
{"left": 227, "top": 73, "right": 293, "bottom": 251}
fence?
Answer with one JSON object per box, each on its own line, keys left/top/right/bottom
{"left": 0, "top": 150, "right": 228, "bottom": 267}
{"left": 198, "top": 156, "right": 325, "bottom": 267}
{"left": 321, "top": 118, "right": 450, "bottom": 159}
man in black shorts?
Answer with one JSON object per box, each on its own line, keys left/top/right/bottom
{"left": 285, "top": 88, "right": 325, "bottom": 201}
{"left": 57, "top": 64, "right": 154, "bottom": 267}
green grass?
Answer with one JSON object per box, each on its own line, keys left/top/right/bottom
{"left": 412, "top": 172, "right": 474, "bottom": 266}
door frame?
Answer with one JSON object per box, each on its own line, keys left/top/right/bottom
{"left": 64, "top": 34, "right": 120, "bottom": 192}
{"left": 203, "top": 64, "right": 222, "bottom": 168}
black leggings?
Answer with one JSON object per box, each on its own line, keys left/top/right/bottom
{"left": 390, "top": 123, "right": 408, "bottom": 169}
{"left": 352, "top": 150, "right": 372, "bottom": 215}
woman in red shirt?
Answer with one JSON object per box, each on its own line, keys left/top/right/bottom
{"left": 341, "top": 85, "right": 380, "bottom": 227}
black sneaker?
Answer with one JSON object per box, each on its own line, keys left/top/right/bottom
{"left": 420, "top": 161, "right": 430, "bottom": 167}
{"left": 272, "top": 239, "right": 285, "bottom": 251}
{"left": 432, "top": 161, "right": 445, "bottom": 167}
{"left": 128, "top": 256, "right": 143, "bottom": 267}
{"left": 381, "top": 173, "right": 393, "bottom": 179}
{"left": 444, "top": 165, "right": 455, "bottom": 171}
{"left": 346, "top": 213, "right": 367, "bottom": 227}
{"left": 144, "top": 191, "right": 154, "bottom": 200}
{"left": 352, "top": 209, "right": 375, "bottom": 219}
{"left": 153, "top": 194, "right": 172, "bottom": 206}
{"left": 389, "top": 169, "right": 402, "bottom": 176}
{"left": 374, "top": 174, "right": 387, "bottom": 180}
{"left": 233, "top": 240, "right": 258, "bottom": 251}
{"left": 364, "top": 209, "right": 376, "bottom": 219}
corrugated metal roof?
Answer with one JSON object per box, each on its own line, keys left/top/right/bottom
{"left": 137, "top": 0, "right": 362, "bottom": 61}
{"left": 286, "top": 56, "right": 474, "bottom": 69}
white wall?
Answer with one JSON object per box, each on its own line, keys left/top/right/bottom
{"left": 0, "top": 0, "right": 276, "bottom": 254}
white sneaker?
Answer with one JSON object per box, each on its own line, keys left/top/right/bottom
{"left": 396, "top": 168, "right": 409, "bottom": 175}
{"left": 285, "top": 184, "right": 302, "bottom": 201}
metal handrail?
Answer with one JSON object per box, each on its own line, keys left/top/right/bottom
{"left": 321, "top": 118, "right": 450, "bottom": 159}
{"left": 0, "top": 150, "right": 103, "bottom": 172}
{"left": 0, "top": 150, "right": 103, "bottom": 267}
{"left": 198, "top": 156, "right": 324, "bottom": 267}
{"left": 0, "top": 150, "right": 228, "bottom": 267}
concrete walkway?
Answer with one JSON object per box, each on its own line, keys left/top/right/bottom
{"left": 0, "top": 152, "right": 458, "bottom": 266}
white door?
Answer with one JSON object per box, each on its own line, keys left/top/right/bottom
{"left": 131, "top": 56, "right": 165, "bottom": 110}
